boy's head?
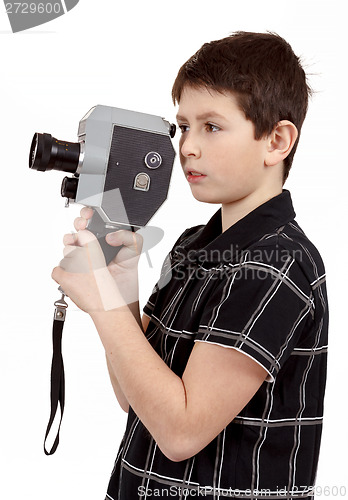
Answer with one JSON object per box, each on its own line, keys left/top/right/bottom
{"left": 172, "top": 32, "right": 312, "bottom": 184}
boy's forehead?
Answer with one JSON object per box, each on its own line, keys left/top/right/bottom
{"left": 176, "top": 85, "right": 239, "bottom": 120}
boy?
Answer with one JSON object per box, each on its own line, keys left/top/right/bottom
{"left": 52, "top": 32, "right": 328, "bottom": 499}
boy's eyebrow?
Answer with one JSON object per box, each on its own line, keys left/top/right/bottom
{"left": 176, "top": 111, "right": 227, "bottom": 122}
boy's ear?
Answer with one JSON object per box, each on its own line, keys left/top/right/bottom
{"left": 265, "top": 120, "right": 298, "bottom": 166}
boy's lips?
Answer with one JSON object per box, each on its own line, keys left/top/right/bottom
{"left": 185, "top": 169, "right": 207, "bottom": 183}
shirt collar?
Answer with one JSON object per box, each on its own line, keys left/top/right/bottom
{"left": 175, "top": 190, "right": 296, "bottom": 265}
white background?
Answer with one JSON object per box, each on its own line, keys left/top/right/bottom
{"left": 1, "top": 0, "right": 347, "bottom": 498}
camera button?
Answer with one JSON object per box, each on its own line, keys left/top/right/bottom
{"left": 134, "top": 172, "right": 150, "bottom": 191}
{"left": 144, "top": 151, "right": 162, "bottom": 169}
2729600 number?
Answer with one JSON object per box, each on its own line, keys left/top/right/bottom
{"left": 5, "top": 2, "right": 62, "bottom": 14}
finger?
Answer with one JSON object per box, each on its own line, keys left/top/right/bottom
{"left": 74, "top": 208, "right": 94, "bottom": 231}
{"left": 106, "top": 230, "right": 143, "bottom": 253}
{"left": 75, "top": 229, "right": 98, "bottom": 246}
{"left": 64, "top": 229, "right": 97, "bottom": 248}
{"left": 66, "top": 231, "right": 106, "bottom": 271}
{"left": 80, "top": 206, "right": 94, "bottom": 219}
{"left": 74, "top": 216, "right": 88, "bottom": 232}
{"left": 63, "top": 233, "right": 77, "bottom": 246}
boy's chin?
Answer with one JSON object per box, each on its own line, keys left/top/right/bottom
{"left": 191, "top": 192, "right": 221, "bottom": 204}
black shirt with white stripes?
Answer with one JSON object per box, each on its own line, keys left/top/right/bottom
{"left": 106, "top": 190, "right": 328, "bottom": 500}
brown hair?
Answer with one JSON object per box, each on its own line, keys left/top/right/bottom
{"left": 172, "top": 32, "right": 312, "bottom": 184}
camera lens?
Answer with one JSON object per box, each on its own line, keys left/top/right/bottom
{"left": 29, "top": 133, "right": 81, "bottom": 173}
{"left": 61, "top": 176, "right": 79, "bottom": 200}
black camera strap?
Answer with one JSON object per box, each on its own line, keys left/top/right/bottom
{"left": 44, "top": 288, "right": 68, "bottom": 455}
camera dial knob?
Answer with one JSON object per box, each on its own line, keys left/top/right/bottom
{"left": 144, "top": 151, "right": 162, "bottom": 169}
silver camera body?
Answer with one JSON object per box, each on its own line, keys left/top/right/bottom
{"left": 72, "top": 105, "right": 176, "bottom": 227}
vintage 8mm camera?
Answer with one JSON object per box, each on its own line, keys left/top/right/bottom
{"left": 29, "top": 105, "right": 176, "bottom": 262}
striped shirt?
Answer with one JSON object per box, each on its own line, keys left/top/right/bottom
{"left": 105, "top": 190, "right": 328, "bottom": 500}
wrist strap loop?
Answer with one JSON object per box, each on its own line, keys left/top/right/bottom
{"left": 43, "top": 289, "right": 68, "bottom": 455}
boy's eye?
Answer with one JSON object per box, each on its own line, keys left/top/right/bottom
{"left": 205, "top": 123, "right": 220, "bottom": 133}
{"left": 178, "top": 123, "right": 220, "bottom": 133}
{"left": 178, "top": 124, "right": 189, "bottom": 133}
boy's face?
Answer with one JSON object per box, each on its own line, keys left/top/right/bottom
{"left": 176, "top": 86, "right": 271, "bottom": 206}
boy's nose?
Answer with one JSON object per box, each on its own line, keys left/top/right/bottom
{"left": 180, "top": 134, "right": 201, "bottom": 159}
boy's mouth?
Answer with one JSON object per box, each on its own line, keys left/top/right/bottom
{"left": 186, "top": 169, "right": 205, "bottom": 176}
{"left": 186, "top": 170, "right": 207, "bottom": 183}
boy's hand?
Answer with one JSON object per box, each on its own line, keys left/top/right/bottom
{"left": 74, "top": 207, "right": 143, "bottom": 278}
{"left": 52, "top": 207, "right": 142, "bottom": 312}
{"left": 52, "top": 228, "right": 125, "bottom": 313}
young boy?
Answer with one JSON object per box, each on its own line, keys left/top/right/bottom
{"left": 53, "top": 32, "right": 328, "bottom": 499}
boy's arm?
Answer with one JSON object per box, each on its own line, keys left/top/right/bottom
{"left": 89, "top": 306, "right": 267, "bottom": 462}
{"left": 106, "top": 312, "right": 150, "bottom": 412}
{"left": 106, "top": 355, "right": 128, "bottom": 412}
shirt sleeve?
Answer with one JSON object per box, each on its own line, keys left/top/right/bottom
{"left": 195, "top": 245, "right": 314, "bottom": 382}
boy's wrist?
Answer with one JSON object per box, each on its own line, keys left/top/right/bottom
{"left": 89, "top": 304, "right": 131, "bottom": 322}
{"left": 87, "top": 267, "right": 127, "bottom": 312}
{"left": 89, "top": 305, "right": 141, "bottom": 351}
{"left": 108, "top": 268, "right": 140, "bottom": 304}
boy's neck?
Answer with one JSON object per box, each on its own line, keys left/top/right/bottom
{"left": 221, "top": 186, "right": 283, "bottom": 233}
